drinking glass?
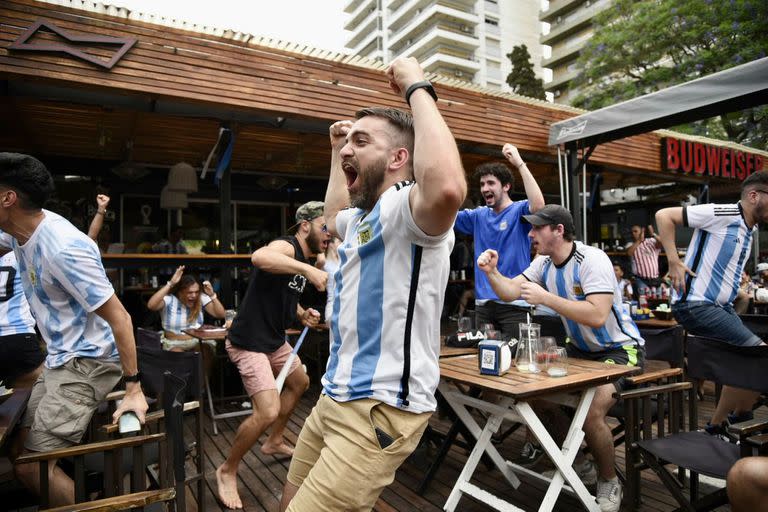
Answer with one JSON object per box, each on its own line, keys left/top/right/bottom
{"left": 545, "top": 347, "right": 569, "bottom": 377}
{"left": 458, "top": 316, "right": 472, "bottom": 332}
{"left": 225, "top": 309, "right": 236, "bottom": 329}
{"left": 537, "top": 336, "right": 557, "bottom": 365}
{"left": 485, "top": 329, "right": 501, "bottom": 340}
{"left": 479, "top": 323, "right": 495, "bottom": 336}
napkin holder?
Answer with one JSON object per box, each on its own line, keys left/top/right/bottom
{"left": 478, "top": 339, "right": 511, "bottom": 376}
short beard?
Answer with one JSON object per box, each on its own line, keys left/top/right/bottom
{"left": 350, "top": 156, "right": 387, "bottom": 211}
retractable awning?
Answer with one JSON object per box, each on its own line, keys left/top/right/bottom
{"left": 549, "top": 57, "right": 768, "bottom": 147}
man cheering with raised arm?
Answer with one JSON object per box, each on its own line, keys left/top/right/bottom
{"left": 280, "top": 57, "right": 467, "bottom": 512}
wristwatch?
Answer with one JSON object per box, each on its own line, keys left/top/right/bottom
{"left": 405, "top": 80, "right": 438, "bottom": 107}
{"left": 124, "top": 372, "right": 142, "bottom": 383}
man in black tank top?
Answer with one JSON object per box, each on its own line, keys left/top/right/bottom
{"left": 216, "top": 201, "right": 329, "bottom": 510}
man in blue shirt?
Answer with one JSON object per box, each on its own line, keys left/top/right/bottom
{"left": 455, "top": 143, "right": 544, "bottom": 341}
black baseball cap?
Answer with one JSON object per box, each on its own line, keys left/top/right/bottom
{"left": 522, "top": 204, "right": 575, "bottom": 236}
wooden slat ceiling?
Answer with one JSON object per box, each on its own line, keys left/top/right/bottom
{"left": 0, "top": 0, "right": 753, "bottom": 199}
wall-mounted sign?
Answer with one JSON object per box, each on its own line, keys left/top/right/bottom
{"left": 10, "top": 19, "right": 136, "bottom": 70}
{"left": 662, "top": 137, "right": 764, "bottom": 182}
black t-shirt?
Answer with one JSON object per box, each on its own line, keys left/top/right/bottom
{"left": 228, "top": 236, "right": 307, "bottom": 353}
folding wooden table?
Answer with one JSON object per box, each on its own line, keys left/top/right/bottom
{"left": 439, "top": 355, "right": 637, "bottom": 512}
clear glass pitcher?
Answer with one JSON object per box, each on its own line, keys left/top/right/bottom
{"left": 515, "top": 323, "right": 541, "bottom": 373}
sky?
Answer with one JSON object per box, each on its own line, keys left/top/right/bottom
{"left": 104, "top": 0, "right": 350, "bottom": 53}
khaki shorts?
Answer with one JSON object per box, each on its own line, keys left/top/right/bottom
{"left": 286, "top": 395, "right": 430, "bottom": 512}
{"left": 225, "top": 340, "right": 300, "bottom": 397}
{"left": 23, "top": 358, "right": 122, "bottom": 452}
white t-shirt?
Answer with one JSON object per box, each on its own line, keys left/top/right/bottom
{"left": 0, "top": 210, "right": 118, "bottom": 368}
{"left": 160, "top": 293, "right": 212, "bottom": 335}
{"left": 523, "top": 241, "right": 644, "bottom": 352}
{"left": 0, "top": 251, "right": 36, "bottom": 336}
{"left": 323, "top": 182, "right": 455, "bottom": 413}
{"left": 673, "top": 203, "right": 755, "bottom": 306}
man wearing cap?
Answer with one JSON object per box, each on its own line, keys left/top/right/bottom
{"left": 454, "top": 143, "right": 544, "bottom": 341}
{"left": 216, "top": 201, "right": 329, "bottom": 510}
{"left": 656, "top": 170, "right": 768, "bottom": 442}
{"left": 280, "top": 57, "right": 466, "bottom": 511}
{"left": 477, "top": 204, "right": 644, "bottom": 512}
{"left": 756, "top": 262, "right": 768, "bottom": 288}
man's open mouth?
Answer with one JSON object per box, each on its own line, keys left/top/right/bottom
{"left": 342, "top": 162, "right": 358, "bottom": 188}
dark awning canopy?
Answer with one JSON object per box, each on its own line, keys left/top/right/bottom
{"left": 549, "top": 57, "right": 768, "bottom": 147}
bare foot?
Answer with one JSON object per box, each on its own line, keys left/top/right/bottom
{"left": 216, "top": 464, "right": 242, "bottom": 509}
{"left": 261, "top": 441, "right": 294, "bottom": 458}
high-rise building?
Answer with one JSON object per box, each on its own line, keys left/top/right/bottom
{"left": 540, "top": 0, "right": 611, "bottom": 104}
{"left": 344, "top": 0, "right": 544, "bottom": 92}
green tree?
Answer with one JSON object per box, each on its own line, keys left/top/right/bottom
{"left": 571, "top": 0, "right": 768, "bottom": 148}
{"left": 506, "top": 44, "right": 546, "bottom": 100}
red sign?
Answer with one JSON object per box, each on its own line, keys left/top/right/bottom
{"left": 661, "top": 137, "right": 765, "bottom": 182}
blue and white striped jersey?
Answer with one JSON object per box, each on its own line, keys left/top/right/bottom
{"left": 323, "top": 183, "right": 455, "bottom": 413}
{"left": 523, "top": 242, "right": 644, "bottom": 352}
{"left": 0, "top": 251, "right": 36, "bottom": 336}
{"left": 0, "top": 210, "right": 118, "bottom": 368}
{"left": 673, "top": 203, "right": 755, "bottom": 306}
{"left": 160, "top": 293, "right": 212, "bottom": 334}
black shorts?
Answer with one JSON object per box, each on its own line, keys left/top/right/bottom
{"left": 566, "top": 342, "right": 645, "bottom": 392}
{"left": 0, "top": 333, "right": 45, "bottom": 386}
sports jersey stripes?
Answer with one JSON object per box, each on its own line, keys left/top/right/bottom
{"left": 0, "top": 210, "right": 118, "bottom": 368}
{"left": 674, "top": 203, "right": 754, "bottom": 306}
{"left": 0, "top": 252, "right": 36, "bottom": 336}
{"left": 323, "top": 183, "right": 454, "bottom": 414}
{"left": 160, "top": 293, "right": 212, "bottom": 334}
{"left": 632, "top": 237, "right": 661, "bottom": 280}
{"left": 523, "top": 242, "right": 643, "bottom": 352}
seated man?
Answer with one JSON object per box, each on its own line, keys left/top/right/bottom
{"left": 656, "top": 170, "right": 768, "bottom": 437}
{"left": 477, "top": 204, "right": 644, "bottom": 512}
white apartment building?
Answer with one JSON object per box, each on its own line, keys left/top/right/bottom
{"left": 540, "top": 0, "right": 612, "bottom": 104}
{"left": 344, "top": 0, "right": 544, "bottom": 92}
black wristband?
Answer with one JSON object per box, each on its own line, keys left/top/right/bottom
{"left": 404, "top": 81, "right": 438, "bottom": 107}
{"left": 124, "top": 371, "right": 142, "bottom": 383}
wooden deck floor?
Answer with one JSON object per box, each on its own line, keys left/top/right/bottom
{"left": 190, "top": 384, "right": 735, "bottom": 512}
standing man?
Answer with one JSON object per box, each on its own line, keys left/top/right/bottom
{"left": 477, "top": 205, "right": 644, "bottom": 512}
{"left": 280, "top": 57, "right": 466, "bottom": 511}
{"left": 627, "top": 224, "right": 662, "bottom": 293}
{"left": 454, "top": 143, "right": 544, "bottom": 341}
{"left": 656, "top": 171, "right": 768, "bottom": 438}
{"left": 0, "top": 153, "right": 148, "bottom": 507}
{"left": 216, "top": 201, "right": 329, "bottom": 510}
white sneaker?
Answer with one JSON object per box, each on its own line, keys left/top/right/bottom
{"left": 542, "top": 458, "right": 597, "bottom": 486}
{"left": 596, "top": 477, "right": 622, "bottom": 512}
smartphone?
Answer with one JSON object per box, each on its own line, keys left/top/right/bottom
{"left": 375, "top": 427, "right": 394, "bottom": 449}
{"left": 118, "top": 411, "right": 141, "bottom": 434}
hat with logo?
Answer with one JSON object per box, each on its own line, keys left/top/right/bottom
{"left": 522, "top": 204, "right": 575, "bottom": 236}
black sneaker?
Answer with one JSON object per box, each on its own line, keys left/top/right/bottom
{"left": 513, "top": 441, "right": 544, "bottom": 468}
{"left": 702, "top": 421, "right": 735, "bottom": 443}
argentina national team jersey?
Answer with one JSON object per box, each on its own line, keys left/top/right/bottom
{"left": 0, "top": 210, "right": 118, "bottom": 368}
{"left": 673, "top": 203, "right": 755, "bottom": 306}
{"left": 523, "top": 242, "right": 643, "bottom": 352}
{"left": 323, "top": 183, "right": 454, "bottom": 413}
{"left": 161, "top": 294, "right": 211, "bottom": 334}
{"left": 0, "top": 252, "right": 36, "bottom": 336}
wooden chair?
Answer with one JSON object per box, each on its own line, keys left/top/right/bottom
{"left": 623, "top": 335, "right": 768, "bottom": 511}
{"left": 15, "top": 372, "right": 187, "bottom": 511}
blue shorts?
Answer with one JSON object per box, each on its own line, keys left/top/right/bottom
{"left": 672, "top": 301, "right": 762, "bottom": 347}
